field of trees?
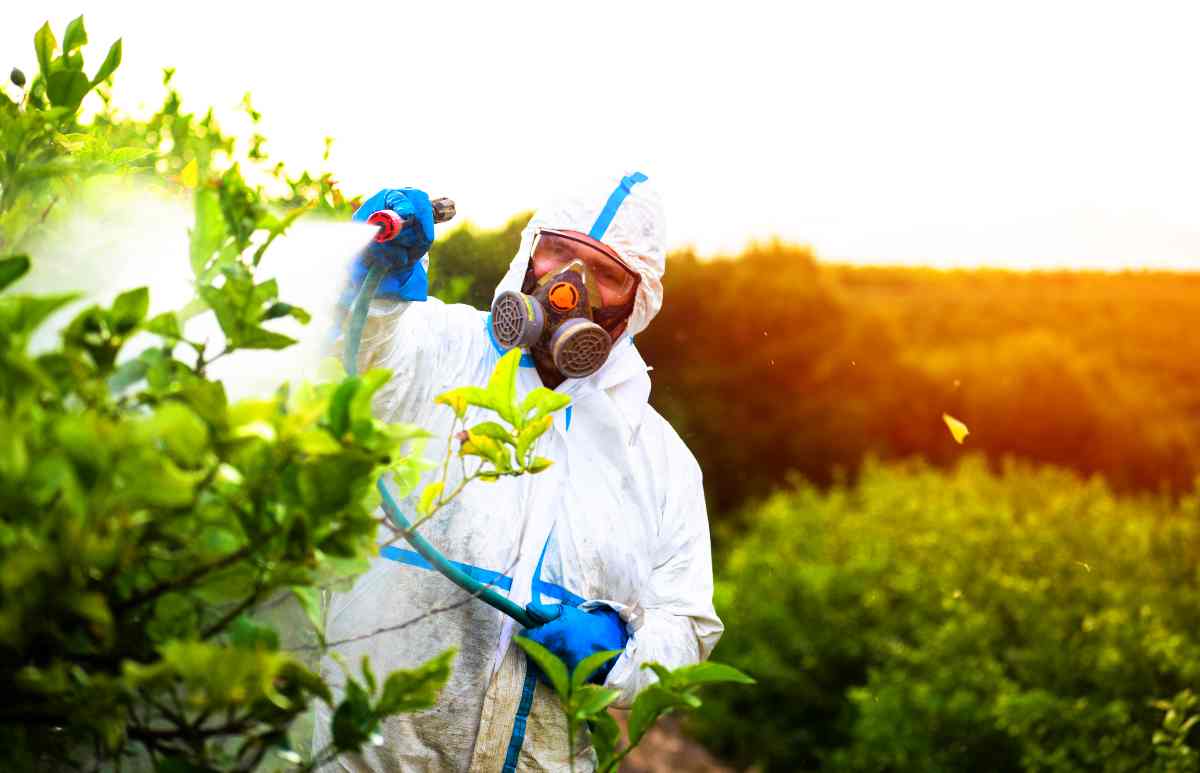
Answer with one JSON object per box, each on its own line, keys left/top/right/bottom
{"left": 434, "top": 226, "right": 1200, "bottom": 512}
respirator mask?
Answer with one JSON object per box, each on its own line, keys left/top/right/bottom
{"left": 490, "top": 229, "right": 639, "bottom": 379}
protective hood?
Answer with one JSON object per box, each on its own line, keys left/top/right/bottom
{"left": 494, "top": 172, "right": 666, "bottom": 339}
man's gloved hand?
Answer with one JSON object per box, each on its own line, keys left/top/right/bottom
{"left": 348, "top": 187, "right": 436, "bottom": 300}
{"left": 520, "top": 603, "right": 630, "bottom": 686}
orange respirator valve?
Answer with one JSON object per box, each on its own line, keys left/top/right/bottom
{"left": 548, "top": 282, "right": 579, "bottom": 311}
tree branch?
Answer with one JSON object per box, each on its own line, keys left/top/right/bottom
{"left": 114, "top": 545, "right": 255, "bottom": 612}
{"left": 201, "top": 587, "right": 264, "bottom": 640}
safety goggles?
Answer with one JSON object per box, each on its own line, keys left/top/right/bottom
{"left": 530, "top": 229, "right": 640, "bottom": 302}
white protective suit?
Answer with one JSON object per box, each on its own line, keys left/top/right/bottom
{"left": 316, "top": 173, "right": 723, "bottom": 772}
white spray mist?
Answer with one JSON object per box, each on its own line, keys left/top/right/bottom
{"left": 21, "top": 181, "right": 377, "bottom": 401}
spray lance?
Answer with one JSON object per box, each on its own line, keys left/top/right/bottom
{"left": 345, "top": 199, "right": 553, "bottom": 629}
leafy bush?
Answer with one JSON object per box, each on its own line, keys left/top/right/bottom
{"left": 694, "top": 457, "right": 1200, "bottom": 772}
{"left": 0, "top": 17, "right": 473, "bottom": 770}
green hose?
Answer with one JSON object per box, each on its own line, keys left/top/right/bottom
{"left": 345, "top": 262, "right": 542, "bottom": 629}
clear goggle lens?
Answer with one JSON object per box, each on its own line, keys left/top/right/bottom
{"left": 530, "top": 230, "right": 639, "bottom": 301}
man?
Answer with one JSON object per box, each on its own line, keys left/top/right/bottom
{"left": 317, "top": 173, "right": 723, "bottom": 771}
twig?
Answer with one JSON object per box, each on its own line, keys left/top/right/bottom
{"left": 114, "top": 545, "right": 254, "bottom": 612}
{"left": 38, "top": 194, "right": 60, "bottom": 226}
{"left": 306, "top": 510, "right": 532, "bottom": 652}
{"left": 201, "top": 587, "right": 264, "bottom": 639}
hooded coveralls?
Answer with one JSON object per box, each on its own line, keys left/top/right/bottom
{"left": 315, "top": 174, "right": 723, "bottom": 772}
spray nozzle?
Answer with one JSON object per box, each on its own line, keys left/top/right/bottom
{"left": 368, "top": 197, "right": 457, "bottom": 243}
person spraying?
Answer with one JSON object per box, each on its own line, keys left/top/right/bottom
{"left": 319, "top": 174, "right": 723, "bottom": 772}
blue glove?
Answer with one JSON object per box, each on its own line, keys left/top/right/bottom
{"left": 348, "top": 187, "right": 436, "bottom": 301}
{"left": 520, "top": 603, "right": 630, "bottom": 686}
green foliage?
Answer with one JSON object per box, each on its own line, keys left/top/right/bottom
{"left": 321, "top": 650, "right": 453, "bottom": 759}
{"left": 0, "top": 16, "right": 450, "bottom": 771}
{"left": 1152, "top": 690, "right": 1200, "bottom": 773}
{"left": 514, "top": 637, "right": 752, "bottom": 773}
{"left": 411, "top": 349, "right": 566, "bottom": 524}
{"left": 0, "top": 18, "right": 128, "bottom": 248}
{"left": 427, "top": 213, "right": 531, "bottom": 308}
{"left": 694, "top": 457, "right": 1200, "bottom": 771}
{"left": 0, "top": 143, "right": 450, "bottom": 770}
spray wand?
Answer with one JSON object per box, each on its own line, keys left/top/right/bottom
{"left": 345, "top": 200, "right": 549, "bottom": 629}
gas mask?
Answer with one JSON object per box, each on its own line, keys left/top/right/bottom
{"left": 491, "top": 257, "right": 632, "bottom": 379}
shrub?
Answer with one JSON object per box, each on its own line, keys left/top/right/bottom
{"left": 694, "top": 457, "right": 1200, "bottom": 772}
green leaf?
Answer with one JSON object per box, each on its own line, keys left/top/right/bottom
{"left": 520, "top": 386, "right": 571, "bottom": 424}
{"left": 54, "top": 414, "right": 109, "bottom": 471}
{"left": 262, "top": 301, "right": 311, "bottom": 324}
{"left": 348, "top": 368, "right": 391, "bottom": 430}
{"left": 34, "top": 23, "right": 56, "bottom": 77}
{"left": 516, "top": 416, "right": 553, "bottom": 466}
{"left": 179, "top": 378, "right": 228, "bottom": 428}
{"left": 228, "top": 615, "right": 280, "bottom": 651}
{"left": 665, "top": 661, "right": 756, "bottom": 689}
{"left": 0, "top": 256, "right": 30, "bottom": 293}
{"left": 145, "top": 311, "right": 181, "bottom": 339}
{"left": 237, "top": 327, "right": 297, "bottom": 350}
{"left": 528, "top": 457, "right": 553, "bottom": 474}
{"left": 461, "top": 433, "right": 511, "bottom": 472}
{"left": 149, "top": 401, "right": 210, "bottom": 467}
{"left": 91, "top": 38, "right": 122, "bottom": 85}
{"left": 0, "top": 421, "right": 29, "bottom": 482}
{"left": 572, "top": 649, "right": 624, "bottom": 691}
{"left": 45, "top": 70, "right": 91, "bottom": 110}
{"left": 486, "top": 349, "right": 522, "bottom": 427}
{"left": 331, "top": 679, "right": 376, "bottom": 752}
{"left": 108, "top": 146, "right": 154, "bottom": 165}
{"left": 376, "top": 649, "right": 455, "bottom": 716}
{"left": 110, "top": 287, "right": 149, "bottom": 334}
{"left": 514, "top": 637, "right": 569, "bottom": 700}
{"left": 570, "top": 684, "right": 621, "bottom": 720}
{"left": 291, "top": 586, "right": 324, "bottom": 640}
{"left": 361, "top": 656, "right": 377, "bottom": 695}
{"left": 107, "top": 358, "right": 148, "bottom": 392}
{"left": 327, "top": 377, "right": 358, "bottom": 437}
{"left": 434, "top": 385, "right": 492, "bottom": 420}
{"left": 190, "top": 188, "right": 226, "bottom": 276}
{"left": 417, "top": 481, "right": 443, "bottom": 518}
{"left": 1, "top": 293, "right": 79, "bottom": 337}
{"left": 627, "top": 684, "right": 695, "bottom": 747}
{"left": 296, "top": 428, "right": 341, "bottom": 455}
{"left": 466, "top": 421, "right": 515, "bottom": 446}
{"left": 643, "top": 662, "right": 673, "bottom": 686}
{"left": 62, "top": 16, "right": 87, "bottom": 53}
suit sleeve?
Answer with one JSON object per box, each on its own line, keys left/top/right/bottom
{"left": 602, "top": 446, "right": 725, "bottom": 708}
{"left": 329, "top": 290, "right": 461, "bottom": 431}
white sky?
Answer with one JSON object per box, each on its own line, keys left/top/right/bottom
{"left": 6, "top": 1, "right": 1200, "bottom": 269}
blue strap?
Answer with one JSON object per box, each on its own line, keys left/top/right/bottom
{"left": 485, "top": 314, "right": 536, "bottom": 367}
{"left": 502, "top": 668, "right": 539, "bottom": 772}
{"left": 530, "top": 531, "right": 585, "bottom": 607}
{"left": 588, "top": 172, "right": 648, "bottom": 240}
{"left": 504, "top": 530, "right": 586, "bottom": 766}
{"left": 379, "top": 545, "right": 513, "bottom": 591}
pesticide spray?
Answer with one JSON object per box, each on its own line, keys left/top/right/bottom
{"left": 22, "top": 181, "right": 377, "bottom": 400}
